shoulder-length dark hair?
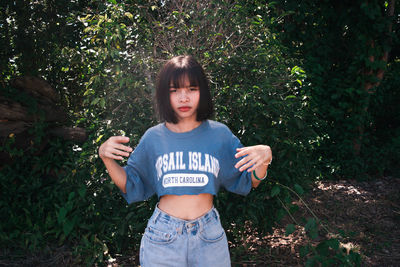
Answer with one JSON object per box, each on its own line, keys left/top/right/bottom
{"left": 155, "top": 55, "right": 213, "bottom": 123}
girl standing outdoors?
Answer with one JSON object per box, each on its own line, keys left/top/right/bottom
{"left": 99, "top": 55, "right": 272, "bottom": 266}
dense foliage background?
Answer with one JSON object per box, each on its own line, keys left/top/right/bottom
{"left": 1, "top": 0, "right": 399, "bottom": 265}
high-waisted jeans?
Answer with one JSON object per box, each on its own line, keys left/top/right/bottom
{"left": 139, "top": 204, "right": 231, "bottom": 267}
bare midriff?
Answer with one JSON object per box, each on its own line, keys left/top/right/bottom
{"left": 158, "top": 193, "right": 214, "bottom": 220}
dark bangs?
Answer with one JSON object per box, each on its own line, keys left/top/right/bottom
{"left": 155, "top": 55, "right": 213, "bottom": 123}
{"left": 169, "top": 69, "right": 200, "bottom": 89}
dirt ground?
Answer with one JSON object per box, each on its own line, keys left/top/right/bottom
{"left": 233, "top": 176, "right": 400, "bottom": 266}
{"left": 1, "top": 177, "right": 399, "bottom": 266}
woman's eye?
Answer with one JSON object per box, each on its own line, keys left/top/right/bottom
{"left": 189, "top": 87, "right": 198, "bottom": 91}
{"left": 169, "top": 89, "right": 177, "bottom": 93}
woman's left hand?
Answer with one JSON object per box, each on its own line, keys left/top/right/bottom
{"left": 234, "top": 145, "right": 272, "bottom": 172}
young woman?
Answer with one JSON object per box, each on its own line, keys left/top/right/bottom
{"left": 99, "top": 55, "right": 272, "bottom": 266}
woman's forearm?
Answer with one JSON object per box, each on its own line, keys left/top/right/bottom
{"left": 101, "top": 157, "right": 128, "bottom": 193}
{"left": 251, "top": 164, "right": 268, "bottom": 188}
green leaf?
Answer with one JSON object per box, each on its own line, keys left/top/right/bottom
{"left": 285, "top": 224, "right": 295, "bottom": 236}
{"left": 300, "top": 244, "right": 311, "bottom": 258}
{"left": 305, "top": 218, "right": 319, "bottom": 240}
{"left": 308, "top": 229, "right": 319, "bottom": 240}
{"left": 91, "top": 97, "right": 100, "bottom": 106}
{"left": 294, "top": 184, "right": 304, "bottom": 195}
{"left": 57, "top": 207, "right": 67, "bottom": 224}
{"left": 305, "top": 257, "right": 316, "bottom": 267}
{"left": 125, "top": 12, "right": 133, "bottom": 19}
{"left": 63, "top": 219, "right": 74, "bottom": 236}
{"left": 78, "top": 186, "right": 86, "bottom": 198}
{"left": 100, "top": 98, "right": 106, "bottom": 109}
{"left": 271, "top": 185, "right": 280, "bottom": 197}
{"left": 291, "top": 65, "right": 300, "bottom": 74}
{"left": 68, "top": 192, "right": 75, "bottom": 201}
{"left": 276, "top": 208, "right": 286, "bottom": 221}
{"left": 96, "top": 135, "right": 104, "bottom": 143}
{"left": 325, "top": 238, "right": 339, "bottom": 250}
{"left": 316, "top": 240, "right": 330, "bottom": 256}
{"left": 305, "top": 218, "right": 316, "bottom": 232}
{"left": 285, "top": 95, "right": 296, "bottom": 100}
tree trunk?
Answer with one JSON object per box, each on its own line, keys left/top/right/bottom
{"left": 354, "top": 0, "right": 395, "bottom": 155}
{"left": 0, "top": 97, "right": 67, "bottom": 123}
{"left": 49, "top": 127, "right": 87, "bottom": 143}
{"left": 1, "top": 76, "right": 87, "bottom": 167}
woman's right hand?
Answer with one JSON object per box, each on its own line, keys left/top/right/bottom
{"left": 99, "top": 136, "right": 133, "bottom": 161}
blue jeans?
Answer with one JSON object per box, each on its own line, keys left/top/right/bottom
{"left": 140, "top": 204, "right": 231, "bottom": 267}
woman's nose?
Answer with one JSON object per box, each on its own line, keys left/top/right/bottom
{"left": 178, "top": 90, "right": 189, "bottom": 102}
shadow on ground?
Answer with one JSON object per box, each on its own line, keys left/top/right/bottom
{"left": 1, "top": 177, "right": 399, "bottom": 266}
{"left": 232, "top": 176, "right": 400, "bottom": 266}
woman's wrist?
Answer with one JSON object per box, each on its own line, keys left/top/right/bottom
{"left": 254, "top": 146, "right": 271, "bottom": 181}
{"left": 253, "top": 169, "right": 268, "bottom": 181}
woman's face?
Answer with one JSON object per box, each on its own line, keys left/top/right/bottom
{"left": 169, "top": 75, "right": 200, "bottom": 123}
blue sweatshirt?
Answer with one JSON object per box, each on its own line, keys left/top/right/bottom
{"left": 121, "top": 120, "right": 252, "bottom": 204}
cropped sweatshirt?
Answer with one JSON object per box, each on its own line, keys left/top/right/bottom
{"left": 121, "top": 120, "right": 252, "bottom": 204}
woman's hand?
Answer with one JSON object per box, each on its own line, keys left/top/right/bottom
{"left": 234, "top": 145, "right": 272, "bottom": 172}
{"left": 99, "top": 136, "right": 133, "bottom": 161}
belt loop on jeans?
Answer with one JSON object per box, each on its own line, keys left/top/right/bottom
{"left": 197, "top": 218, "right": 203, "bottom": 233}
{"left": 176, "top": 224, "right": 183, "bottom": 235}
{"left": 153, "top": 204, "right": 162, "bottom": 224}
{"left": 212, "top": 207, "right": 220, "bottom": 221}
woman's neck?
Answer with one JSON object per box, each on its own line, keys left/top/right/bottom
{"left": 165, "top": 119, "right": 202, "bottom": 133}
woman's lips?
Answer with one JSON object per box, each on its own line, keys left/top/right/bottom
{"left": 178, "top": 107, "right": 191, "bottom": 112}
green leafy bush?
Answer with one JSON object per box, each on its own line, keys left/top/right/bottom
{"left": 2, "top": 0, "right": 398, "bottom": 265}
